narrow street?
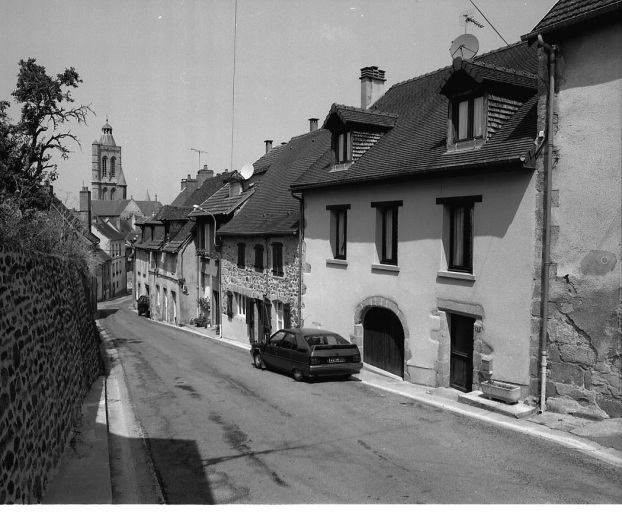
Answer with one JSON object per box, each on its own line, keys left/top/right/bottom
{"left": 100, "top": 296, "right": 622, "bottom": 505}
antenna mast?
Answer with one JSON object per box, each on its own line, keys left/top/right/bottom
{"left": 191, "top": 148, "right": 208, "bottom": 169}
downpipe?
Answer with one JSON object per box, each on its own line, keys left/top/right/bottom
{"left": 537, "top": 34, "right": 558, "bottom": 413}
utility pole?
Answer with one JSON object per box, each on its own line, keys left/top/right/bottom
{"left": 191, "top": 148, "right": 208, "bottom": 169}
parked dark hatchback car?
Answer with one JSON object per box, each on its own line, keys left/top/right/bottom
{"left": 137, "top": 295, "right": 150, "bottom": 316}
{"left": 250, "top": 328, "right": 363, "bottom": 381}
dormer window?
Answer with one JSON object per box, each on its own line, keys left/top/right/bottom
{"left": 453, "top": 95, "right": 484, "bottom": 142}
{"left": 334, "top": 131, "right": 352, "bottom": 164}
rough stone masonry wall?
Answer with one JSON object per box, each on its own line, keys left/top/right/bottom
{"left": 221, "top": 235, "right": 301, "bottom": 327}
{"left": 529, "top": 46, "right": 622, "bottom": 419}
{"left": 0, "top": 247, "right": 103, "bottom": 504}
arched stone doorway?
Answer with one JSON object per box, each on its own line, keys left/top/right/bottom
{"left": 353, "top": 297, "right": 409, "bottom": 380}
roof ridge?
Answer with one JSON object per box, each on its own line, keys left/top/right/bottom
{"left": 331, "top": 103, "right": 399, "bottom": 118}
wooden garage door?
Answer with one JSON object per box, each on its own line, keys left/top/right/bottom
{"left": 363, "top": 307, "right": 404, "bottom": 378}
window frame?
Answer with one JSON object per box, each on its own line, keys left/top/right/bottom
{"left": 237, "top": 243, "right": 245, "bottom": 269}
{"left": 436, "top": 195, "right": 482, "bottom": 274}
{"left": 254, "top": 244, "right": 264, "bottom": 272}
{"left": 272, "top": 242, "right": 284, "bottom": 277}
{"left": 333, "top": 130, "right": 352, "bottom": 164}
{"left": 451, "top": 94, "right": 485, "bottom": 143}
{"left": 326, "top": 204, "right": 350, "bottom": 260}
{"left": 372, "top": 201, "right": 402, "bottom": 266}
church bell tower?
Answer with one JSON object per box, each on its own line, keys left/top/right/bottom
{"left": 91, "top": 119, "right": 127, "bottom": 201}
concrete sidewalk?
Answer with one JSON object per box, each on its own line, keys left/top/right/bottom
{"left": 43, "top": 316, "right": 622, "bottom": 504}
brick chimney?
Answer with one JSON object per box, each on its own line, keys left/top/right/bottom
{"left": 197, "top": 165, "right": 214, "bottom": 186}
{"left": 360, "top": 66, "right": 386, "bottom": 109}
{"left": 309, "top": 118, "right": 319, "bottom": 132}
{"left": 265, "top": 140, "right": 273, "bottom": 154}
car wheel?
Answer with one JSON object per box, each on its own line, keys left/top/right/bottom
{"left": 292, "top": 368, "right": 304, "bottom": 382}
{"left": 253, "top": 351, "right": 263, "bottom": 369}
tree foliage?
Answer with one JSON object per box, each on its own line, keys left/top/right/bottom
{"left": 0, "top": 58, "right": 95, "bottom": 266}
{"left": 0, "top": 58, "right": 92, "bottom": 211}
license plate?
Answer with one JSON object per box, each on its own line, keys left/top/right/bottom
{"left": 328, "top": 357, "right": 345, "bottom": 363}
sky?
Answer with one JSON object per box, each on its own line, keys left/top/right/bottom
{"left": 0, "top": 0, "right": 557, "bottom": 207}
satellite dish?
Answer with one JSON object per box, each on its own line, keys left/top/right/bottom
{"left": 450, "top": 33, "right": 479, "bottom": 60}
{"left": 240, "top": 163, "right": 254, "bottom": 180}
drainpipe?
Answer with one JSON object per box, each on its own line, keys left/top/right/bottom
{"left": 537, "top": 34, "right": 558, "bottom": 413}
{"left": 291, "top": 190, "right": 304, "bottom": 327}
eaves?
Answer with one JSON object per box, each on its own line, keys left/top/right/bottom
{"left": 291, "top": 156, "right": 533, "bottom": 193}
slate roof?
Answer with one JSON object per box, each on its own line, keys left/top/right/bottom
{"left": 171, "top": 172, "right": 234, "bottom": 208}
{"left": 133, "top": 201, "right": 162, "bottom": 217}
{"left": 92, "top": 220, "right": 125, "bottom": 241}
{"left": 162, "top": 221, "right": 195, "bottom": 253}
{"left": 155, "top": 205, "right": 194, "bottom": 221}
{"left": 92, "top": 200, "right": 130, "bottom": 217}
{"left": 523, "top": 0, "right": 622, "bottom": 40}
{"left": 218, "top": 129, "right": 331, "bottom": 236}
{"left": 293, "top": 41, "right": 538, "bottom": 191}
{"left": 323, "top": 104, "right": 399, "bottom": 129}
{"left": 251, "top": 144, "right": 290, "bottom": 175}
{"left": 192, "top": 185, "right": 255, "bottom": 216}
{"left": 439, "top": 58, "right": 538, "bottom": 93}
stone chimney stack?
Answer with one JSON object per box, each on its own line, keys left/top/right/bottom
{"left": 197, "top": 165, "right": 214, "bottom": 186}
{"left": 360, "top": 66, "right": 386, "bottom": 109}
{"left": 181, "top": 173, "right": 199, "bottom": 195}
{"left": 309, "top": 118, "right": 319, "bottom": 132}
{"left": 265, "top": 140, "right": 273, "bottom": 154}
{"left": 79, "top": 186, "right": 92, "bottom": 228}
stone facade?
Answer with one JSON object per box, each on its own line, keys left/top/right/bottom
{"left": 0, "top": 247, "right": 102, "bottom": 504}
{"left": 221, "top": 235, "right": 300, "bottom": 343}
{"left": 529, "top": 24, "right": 622, "bottom": 419}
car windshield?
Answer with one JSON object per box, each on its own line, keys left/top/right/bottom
{"left": 304, "top": 333, "right": 350, "bottom": 347}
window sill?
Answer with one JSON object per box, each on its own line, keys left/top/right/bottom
{"left": 326, "top": 258, "right": 348, "bottom": 267}
{"left": 330, "top": 162, "right": 352, "bottom": 172}
{"left": 371, "top": 263, "right": 400, "bottom": 274}
{"left": 437, "top": 270, "right": 476, "bottom": 281}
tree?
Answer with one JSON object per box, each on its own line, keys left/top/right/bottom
{"left": 0, "top": 58, "right": 92, "bottom": 211}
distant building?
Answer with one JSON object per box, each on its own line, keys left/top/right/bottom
{"left": 91, "top": 119, "right": 127, "bottom": 201}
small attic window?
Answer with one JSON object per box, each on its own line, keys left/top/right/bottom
{"left": 451, "top": 95, "right": 485, "bottom": 145}
{"left": 333, "top": 131, "right": 352, "bottom": 165}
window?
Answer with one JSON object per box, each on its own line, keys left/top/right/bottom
{"left": 333, "top": 131, "right": 352, "bottom": 164}
{"left": 452, "top": 95, "right": 484, "bottom": 142}
{"left": 372, "top": 201, "right": 402, "bottom": 265}
{"left": 275, "top": 301, "right": 284, "bottom": 330}
{"left": 102, "top": 157, "right": 108, "bottom": 177}
{"left": 272, "top": 243, "right": 283, "bottom": 276}
{"left": 237, "top": 243, "right": 245, "bottom": 268}
{"left": 156, "top": 285, "right": 160, "bottom": 306}
{"left": 436, "top": 195, "right": 481, "bottom": 274}
{"left": 327, "top": 205, "right": 350, "bottom": 260}
{"left": 110, "top": 157, "right": 116, "bottom": 178}
{"left": 254, "top": 244, "right": 264, "bottom": 271}
{"left": 236, "top": 293, "right": 246, "bottom": 316}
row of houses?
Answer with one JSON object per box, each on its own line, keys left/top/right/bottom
{"left": 132, "top": 0, "right": 621, "bottom": 419}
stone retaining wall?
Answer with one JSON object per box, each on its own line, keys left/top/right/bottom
{"left": 0, "top": 247, "right": 103, "bottom": 504}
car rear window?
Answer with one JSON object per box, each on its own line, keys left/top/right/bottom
{"left": 304, "top": 334, "right": 350, "bottom": 347}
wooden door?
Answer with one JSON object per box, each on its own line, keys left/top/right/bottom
{"left": 363, "top": 308, "right": 404, "bottom": 378}
{"left": 449, "top": 314, "right": 475, "bottom": 392}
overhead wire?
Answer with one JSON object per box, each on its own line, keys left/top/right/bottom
{"left": 469, "top": 0, "right": 509, "bottom": 45}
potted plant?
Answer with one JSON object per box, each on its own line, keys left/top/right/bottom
{"left": 194, "top": 316, "right": 207, "bottom": 327}
{"left": 480, "top": 376, "right": 521, "bottom": 405}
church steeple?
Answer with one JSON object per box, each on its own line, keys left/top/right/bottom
{"left": 91, "top": 117, "right": 127, "bottom": 201}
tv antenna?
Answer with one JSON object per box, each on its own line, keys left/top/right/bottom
{"left": 191, "top": 148, "right": 208, "bottom": 168}
{"left": 459, "top": 9, "right": 484, "bottom": 32}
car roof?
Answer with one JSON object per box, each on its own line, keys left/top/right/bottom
{"left": 280, "top": 328, "right": 341, "bottom": 336}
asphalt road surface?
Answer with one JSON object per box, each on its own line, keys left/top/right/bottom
{"left": 100, "top": 296, "right": 622, "bottom": 504}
